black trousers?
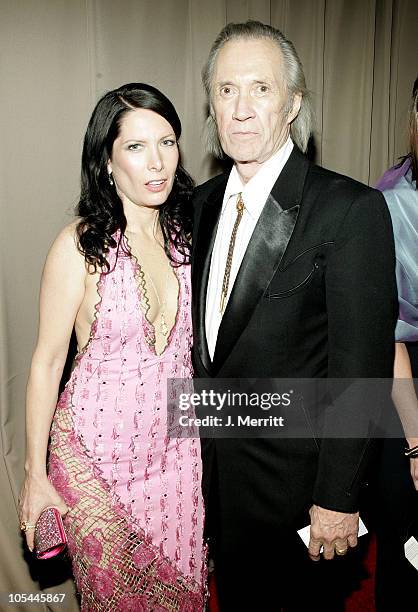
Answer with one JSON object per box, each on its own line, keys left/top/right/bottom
{"left": 206, "top": 448, "right": 369, "bottom": 612}
{"left": 213, "top": 535, "right": 369, "bottom": 612}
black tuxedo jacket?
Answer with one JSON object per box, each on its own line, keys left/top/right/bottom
{"left": 192, "top": 146, "right": 397, "bottom": 524}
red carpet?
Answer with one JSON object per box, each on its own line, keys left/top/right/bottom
{"left": 345, "top": 534, "right": 376, "bottom": 611}
{"left": 208, "top": 575, "right": 219, "bottom": 612}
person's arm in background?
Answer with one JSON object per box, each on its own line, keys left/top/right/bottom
{"left": 380, "top": 168, "right": 418, "bottom": 491}
{"left": 392, "top": 342, "right": 418, "bottom": 489}
{"left": 19, "top": 223, "right": 86, "bottom": 551}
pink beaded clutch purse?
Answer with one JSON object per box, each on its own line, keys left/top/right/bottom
{"left": 34, "top": 507, "right": 67, "bottom": 559}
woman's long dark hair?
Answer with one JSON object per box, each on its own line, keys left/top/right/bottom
{"left": 408, "top": 76, "right": 418, "bottom": 185}
{"left": 76, "top": 83, "right": 193, "bottom": 271}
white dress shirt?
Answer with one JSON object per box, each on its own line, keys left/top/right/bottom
{"left": 205, "top": 137, "right": 294, "bottom": 359}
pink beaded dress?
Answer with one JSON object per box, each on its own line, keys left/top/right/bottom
{"left": 47, "top": 233, "right": 206, "bottom": 611}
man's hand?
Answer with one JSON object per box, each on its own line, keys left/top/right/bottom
{"left": 308, "top": 505, "right": 359, "bottom": 561}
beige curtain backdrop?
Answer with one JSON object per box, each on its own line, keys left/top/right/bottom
{"left": 0, "top": 0, "right": 417, "bottom": 609}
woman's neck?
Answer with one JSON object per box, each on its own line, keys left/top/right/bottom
{"left": 124, "top": 204, "right": 160, "bottom": 240}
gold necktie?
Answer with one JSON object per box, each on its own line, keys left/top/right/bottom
{"left": 220, "top": 193, "right": 244, "bottom": 313}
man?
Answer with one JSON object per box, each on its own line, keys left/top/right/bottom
{"left": 192, "top": 21, "right": 397, "bottom": 610}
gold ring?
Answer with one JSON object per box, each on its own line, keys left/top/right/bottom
{"left": 335, "top": 547, "right": 347, "bottom": 555}
{"left": 20, "top": 521, "right": 36, "bottom": 532}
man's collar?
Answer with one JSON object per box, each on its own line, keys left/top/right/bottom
{"left": 221, "top": 137, "right": 294, "bottom": 219}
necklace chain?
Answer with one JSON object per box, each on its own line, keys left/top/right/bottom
{"left": 124, "top": 230, "right": 173, "bottom": 340}
{"left": 143, "top": 265, "right": 170, "bottom": 336}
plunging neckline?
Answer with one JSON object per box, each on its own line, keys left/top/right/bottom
{"left": 124, "top": 233, "right": 181, "bottom": 358}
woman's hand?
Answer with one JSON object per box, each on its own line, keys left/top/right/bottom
{"left": 19, "top": 473, "right": 68, "bottom": 552}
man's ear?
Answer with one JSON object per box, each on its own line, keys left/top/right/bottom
{"left": 287, "top": 92, "right": 302, "bottom": 124}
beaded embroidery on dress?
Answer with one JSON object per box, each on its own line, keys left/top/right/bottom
{"left": 48, "top": 233, "right": 206, "bottom": 611}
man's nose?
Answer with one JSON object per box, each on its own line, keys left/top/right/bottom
{"left": 147, "top": 147, "right": 164, "bottom": 171}
{"left": 232, "top": 92, "right": 255, "bottom": 121}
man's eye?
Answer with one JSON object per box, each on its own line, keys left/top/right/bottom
{"left": 255, "top": 85, "right": 269, "bottom": 94}
{"left": 220, "top": 86, "right": 233, "bottom": 96}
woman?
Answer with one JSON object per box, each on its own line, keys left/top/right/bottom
{"left": 375, "top": 76, "right": 418, "bottom": 610}
{"left": 19, "top": 83, "right": 206, "bottom": 610}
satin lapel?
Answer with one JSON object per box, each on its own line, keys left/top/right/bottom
{"left": 212, "top": 147, "right": 309, "bottom": 372}
{"left": 192, "top": 177, "right": 227, "bottom": 374}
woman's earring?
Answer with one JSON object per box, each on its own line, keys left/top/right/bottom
{"left": 108, "top": 172, "right": 114, "bottom": 186}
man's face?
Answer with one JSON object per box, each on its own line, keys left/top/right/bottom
{"left": 211, "top": 38, "right": 300, "bottom": 168}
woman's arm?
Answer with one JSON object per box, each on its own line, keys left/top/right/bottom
{"left": 19, "top": 223, "right": 87, "bottom": 550}
{"left": 392, "top": 342, "right": 418, "bottom": 489}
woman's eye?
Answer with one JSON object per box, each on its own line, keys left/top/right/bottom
{"left": 162, "top": 139, "right": 176, "bottom": 146}
{"left": 128, "top": 143, "right": 142, "bottom": 151}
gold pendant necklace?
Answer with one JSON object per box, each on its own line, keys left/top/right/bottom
{"left": 124, "top": 229, "right": 171, "bottom": 341}
{"left": 146, "top": 270, "right": 170, "bottom": 336}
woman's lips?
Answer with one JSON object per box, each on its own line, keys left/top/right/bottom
{"left": 145, "top": 179, "right": 167, "bottom": 192}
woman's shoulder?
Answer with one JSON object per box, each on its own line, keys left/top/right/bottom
{"left": 46, "top": 219, "right": 85, "bottom": 269}
{"left": 56, "top": 218, "right": 79, "bottom": 241}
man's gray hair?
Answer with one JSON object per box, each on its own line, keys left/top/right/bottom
{"left": 202, "top": 20, "right": 313, "bottom": 157}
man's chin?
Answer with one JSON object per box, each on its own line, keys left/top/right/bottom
{"left": 223, "top": 150, "right": 257, "bottom": 163}
{"left": 232, "top": 158, "right": 260, "bottom": 166}
{"left": 221, "top": 144, "right": 260, "bottom": 164}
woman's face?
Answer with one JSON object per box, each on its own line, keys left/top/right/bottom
{"left": 108, "top": 108, "right": 179, "bottom": 210}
